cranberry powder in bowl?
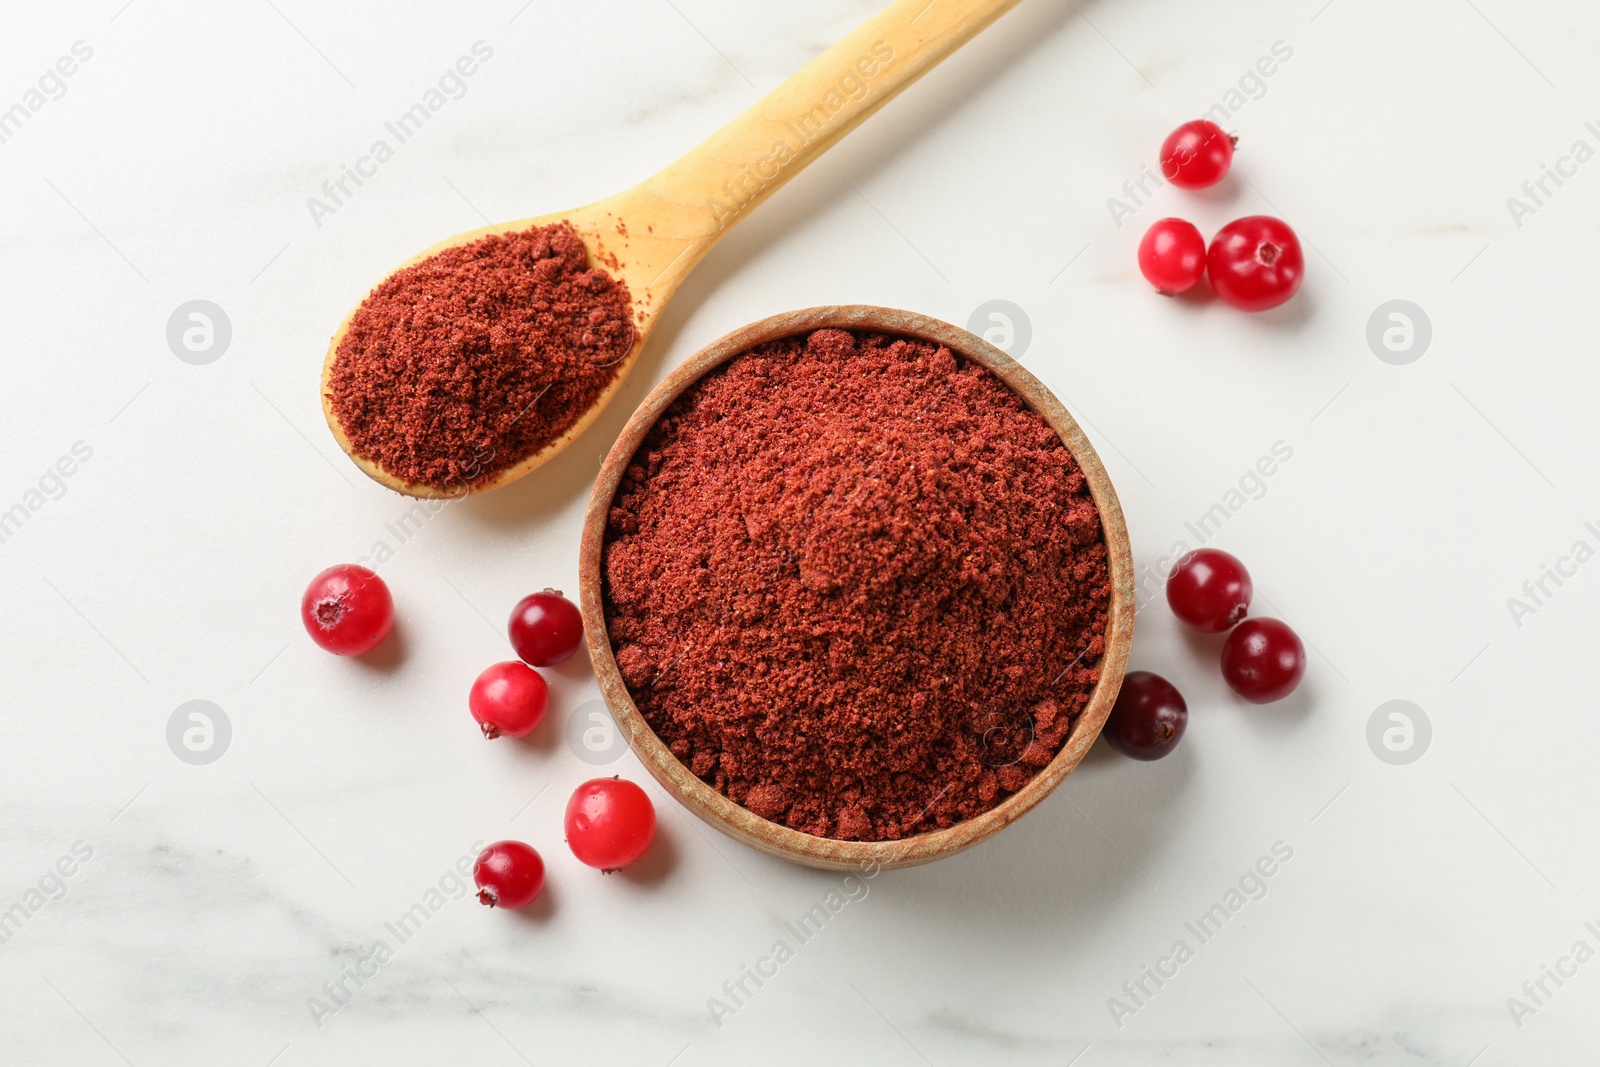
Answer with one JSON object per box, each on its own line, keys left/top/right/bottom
{"left": 601, "top": 328, "right": 1112, "bottom": 843}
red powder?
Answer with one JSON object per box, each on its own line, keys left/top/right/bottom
{"left": 603, "top": 329, "right": 1111, "bottom": 842}
{"left": 327, "top": 222, "right": 634, "bottom": 490}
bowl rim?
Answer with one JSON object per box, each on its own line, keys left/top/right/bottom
{"left": 578, "top": 305, "right": 1135, "bottom": 871}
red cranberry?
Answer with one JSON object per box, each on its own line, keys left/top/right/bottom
{"left": 1221, "top": 618, "right": 1306, "bottom": 703}
{"left": 565, "top": 778, "right": 655, "bottom": 871}
{"left": 300, "top": 564, "right": 393, "bottom": 655}
{"left": 508, "top": 589, "right": 584, "bottom": 667}
{"left": 469, "top": 661, "right": 549, "bottom": 739}
{"left": 1166, "top": 548, "right": 1252, "bottom": 632}
{"left": 473, "top": 841, "right": 545, "bottom": 908}
{"left": 1103, "top": 671, "right": 1188, "bottom": 760}
{"left": 1160, "top": 120, "right": 1235, "bottom": 189}
{"left": 1138, "top": 218, "right": 1207, "bottom": 296}
{"left": 1207, "top": 216, "right": 1304, "bottom": 312}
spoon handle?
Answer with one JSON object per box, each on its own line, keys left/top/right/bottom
{"left": 624, "top": 0, "right": 1023, "bottom": 287}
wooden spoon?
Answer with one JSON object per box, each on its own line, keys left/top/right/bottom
{"left": 321, "top": 0, "right": 1023, "bottom": 498}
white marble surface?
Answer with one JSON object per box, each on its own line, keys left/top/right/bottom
{"left": 3, "top": 0, "right": 1597, "bottom": 1063}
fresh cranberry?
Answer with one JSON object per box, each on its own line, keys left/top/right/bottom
{"left": 1160, "top": 120, "right": 1235, "bottom": 189}
{"left": 1207, "top": 216, "right": 1304, "bottom": 312}
{"left": 473, "top": 841, "right": 545, "bottom": 909}
{"left": 565, "top": 778, "right": 655, "bottom": 871}
{"left": 1103, "top": 671, "right": 1187, "bottom": 760}
{"left": 469, "top": 661, "right": 549, "bottom": 739}
{"left": 1221, "top": 618, "right": 1306, "bottom": 703}
{"left": 1138, "top": 219, "right": 1207, "bottom": 295}
{"left": 508, "top": 589, "right": 584, "bottom": 667}
{"left": 1166, "top": 549, "right": 1252, "bottom": 632}
{"left": 300, "top": 564, "right": 393, "bottom": 655}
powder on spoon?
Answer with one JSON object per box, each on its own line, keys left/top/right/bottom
{"left": 327, "top": 221, "right": 634, "bottom": 490}
{"left": 602, "top": 328, "right": 1111, "bottom": 842}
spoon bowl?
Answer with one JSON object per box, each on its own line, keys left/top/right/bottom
{"left": 319, "top": 195, "right": 704, "bottom": 498}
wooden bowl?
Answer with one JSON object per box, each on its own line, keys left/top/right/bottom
{"left": 578, "top": 306, "right": 1135, "bottom": 871}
